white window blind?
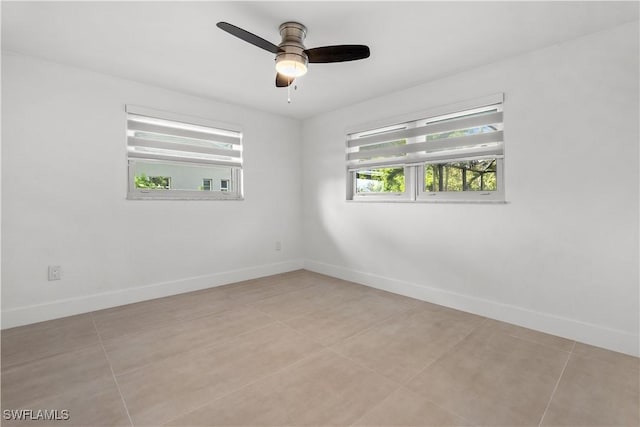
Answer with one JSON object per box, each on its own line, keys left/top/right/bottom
{"left": 346, "top": 99, "right": 503, "bottom": 171}
{"left": 126, "top": 107, "right": 242, "bottom": 168}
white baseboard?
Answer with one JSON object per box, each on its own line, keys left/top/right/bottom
{"left": 304, "top": 259, "right": 639, "bottom": 357}
{"left": 4, "top": 257, "right": 637, "bottom": 357}
{"left": 1, "top": 259, "right": 304, "bottom": 329}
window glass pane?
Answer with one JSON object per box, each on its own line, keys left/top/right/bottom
{"left": 425, "top": 159, "right": 497, "bottom": 192}
{"left": 133, "top": 161, "right": 233, "bottom": 192}
{"left": 356, "top": 167, "right": 405, "bottom": 193}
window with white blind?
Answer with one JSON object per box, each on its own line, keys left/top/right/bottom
{"left": 346, "top": 94, "right": 504, "bottom": 202}
{"left": 126, "top": 106, "right": 243, "bottom": 200}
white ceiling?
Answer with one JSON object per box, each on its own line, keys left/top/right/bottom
{"left": 2, "top": 1, "right": 638, "bottom": 119}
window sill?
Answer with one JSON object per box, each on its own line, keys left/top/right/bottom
{"left": 347, "top": 198, "right": 507, "bottom": 204}
{"left": 127, "top": 192, "right": 243, "bottom": 201}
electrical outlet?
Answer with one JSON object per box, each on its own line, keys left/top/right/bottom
{"left": 48, "top": 265, "right": 61, "bottom": 281}
{"left": 275, "top": 241, "right": 282, "bottom": 251}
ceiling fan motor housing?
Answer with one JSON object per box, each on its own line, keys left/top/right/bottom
{"left": 276, "top": 22, "right": 308, "bottom": 77}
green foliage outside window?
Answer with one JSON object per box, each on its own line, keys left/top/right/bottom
{"left": 425, "top": 159, "right": 497, "bottom": 192}
{"left": 377, "top": 168, "right": 405, "bottom": 192}
{"left": 356, "top": 167, "right": 405, "bottom": 193}
{"left": 134, "top": 174, "right": 171, "bottom": 189}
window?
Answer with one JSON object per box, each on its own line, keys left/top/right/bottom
{"left": 346, "top": 94, "right": 504, "bottom": 202}
{"left": 126, "top": 105, "right": 243, "bottom": 200}
{"left": 220, "top": 179, "right": 230, "bottom": 192}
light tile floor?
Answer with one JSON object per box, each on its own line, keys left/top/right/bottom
{"left": 2, "top": 270, "right": 638, "bottom": 426}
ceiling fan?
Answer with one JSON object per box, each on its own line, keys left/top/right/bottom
{"left": 216, "top": 21, "right": 371, "bottom": 87}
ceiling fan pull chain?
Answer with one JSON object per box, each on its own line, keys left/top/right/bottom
{"left": 287, "top": 77, "right": 291, "bottom": 103}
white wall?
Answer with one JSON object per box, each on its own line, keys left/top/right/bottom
{"left": 302, "top": 22, "right": 639, "bottom": 356}
{"left": 2, "top": 52, "right": 303, "bottom": 327}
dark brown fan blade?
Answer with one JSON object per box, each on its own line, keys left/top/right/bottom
{"left": 217, "top": 22, "right": 281, "bottom": 54}
{"left": 305, "top": 45, "right": 370, "bottom": 63}
{"left": 276, "top": 73, "right": 295, "bottom": 88}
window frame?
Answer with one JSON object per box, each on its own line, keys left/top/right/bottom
{"left": 346, "top": 93, "right": 505, "bottom": 203}
{"left": 125, "top": 105, "right": 243, "bottom": 201}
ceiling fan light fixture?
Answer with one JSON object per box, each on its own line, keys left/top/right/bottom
{"left": 275, "top": 55, "right": 308, "bottom": 78}
{"left": 216, "top": 21, "right": 370, "bottom": 88}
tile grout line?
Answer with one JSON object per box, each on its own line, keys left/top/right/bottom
{"left": 271, "top": 322, "right": 409, "bottom": 427}
{"left": 271, "top": 317, "right": 391, "bottom": 379}
{"left": 90, "top": 314, "right": 135, "bottom": 427}
{"left": 161, "top": 347, "right": 326, "bottom": 426}
{"left": 250, "top": 287, "right": 370, "bottom": 324}
{"left": 333, "top": 304, "right": 419, "bottom": 345}
{"left": 274, "top": 297, "right": 416, "bottom": 354}
{"left": 333, "top": 297, "right": 484, "bottom": 353}
{"left": 402, "top": 318, "right": 491, "bottom": 386}
{"left": 503, "top": 332, "right": 574, "bottom": 355}
{"left": 347, "top": 382, "right": 403, "bottom": 427}
{"left": 324, "top": 346, "right": 403, "bottom": 385}
{"left": 91, "top": 272, "right": 312, "bottom": 342}
{"left": 345, "top": 317, "right": 485, "bottom": 427}
{"left": 382, "top": 317, "right": 489, "bottom": 427}
{"left": 163, "top": 293, "right": 411, "bottom": 427}
{"left": 326, "top": 341, "right": 456, "bottom": 427}
{"left": 278, "top": 307, "right": 487, "bottom": 426}
{"left": 279, "top": 315, "right": 479, "bottom": 427}
{"left": 320, "top": 297, "right": 422, "bottom": 348}
{"left": 111, "top": 320, "right": 279, "bottom": 378}
{"left": 105, "top": 297, "right": 258, "bottom": 336}
{"left": 538, "top": 340, "right": 576, "bottom": 427}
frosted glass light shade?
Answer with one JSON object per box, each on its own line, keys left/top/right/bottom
{"left": 275, "top": 58, "right": 307, "bottom": 78}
